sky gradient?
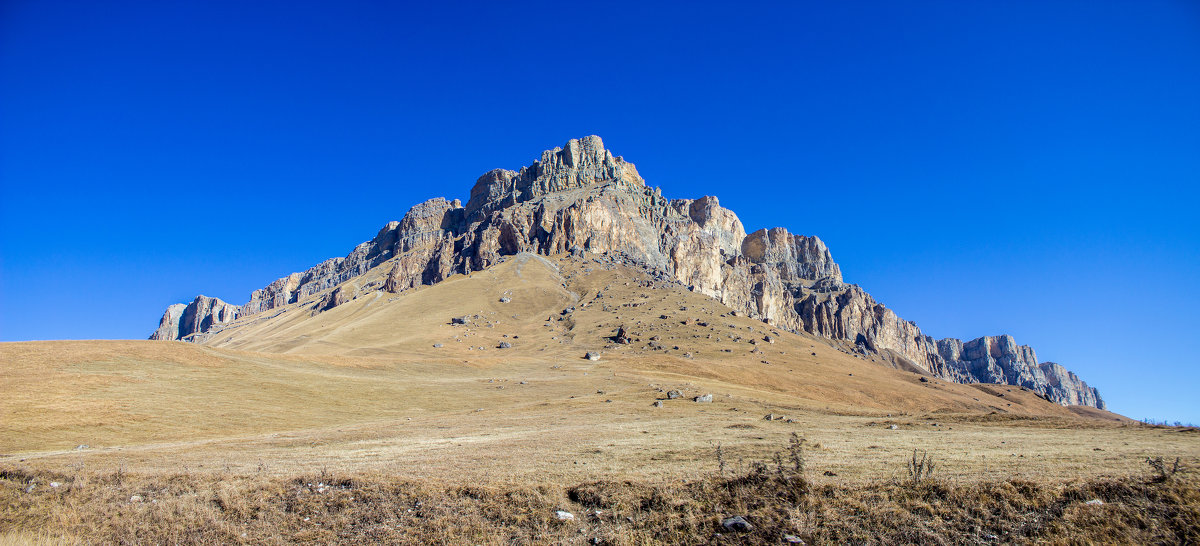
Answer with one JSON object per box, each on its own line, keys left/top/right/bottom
{"left": 2, "top": 1, "right": 1198, "bottom": 422}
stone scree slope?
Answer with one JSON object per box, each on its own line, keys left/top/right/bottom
{"left": 150, "top": 135, "right": 1104, "bottom": 409}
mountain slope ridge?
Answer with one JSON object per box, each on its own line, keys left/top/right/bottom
{"left": 151, "top": 135, "right": 1104, "bottom": 409}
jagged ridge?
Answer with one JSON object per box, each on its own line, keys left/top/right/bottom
{"left": 150, "top": 136, "right": 1104, "bottom": 409}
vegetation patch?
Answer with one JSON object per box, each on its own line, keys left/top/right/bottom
{"left": 3, "top": 455, "right": 1196, "bottom": 545}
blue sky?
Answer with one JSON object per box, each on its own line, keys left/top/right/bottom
{"left": 2, "top": 1, "right": 1197, "bottom": 422}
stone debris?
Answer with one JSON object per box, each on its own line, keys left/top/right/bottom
{"left": 721, "top": 515, "right": 753, "bottom": 532}
{"left": 694, "top": 394, "right": 713, "bottom": 403}
{"left": 555, "top": 510, "right": 575, "bottom": 521}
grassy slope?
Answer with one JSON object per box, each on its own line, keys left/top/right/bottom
{"left": 2, "top": 253, "right": 1186, "bottom": 484}
{"left": 3, "top": 252, "right": 1199, "bottom": 543}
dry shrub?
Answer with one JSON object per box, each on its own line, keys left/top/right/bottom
{"left": 2, "top": 460, "right": 1198, "bottom": 545}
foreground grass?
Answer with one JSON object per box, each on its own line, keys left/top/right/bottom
{"left": 2, "top": 460, "right": 1196, "bottom": 545}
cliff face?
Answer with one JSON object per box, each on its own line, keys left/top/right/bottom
{"left": 936, "top": 336, "right": 1104, "bottom": 408}
{"left": 151, "top": 136, "right": 1104, "bottom": 409}
{"left": 149, "top": 295, "right": 240, "bottom": 342}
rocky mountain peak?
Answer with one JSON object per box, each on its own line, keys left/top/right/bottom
{"left": 151, "top": 136, "right": 1105, "bottom": 410}
{"left": 465, "top": 136, "right": 643, "bottom": 223}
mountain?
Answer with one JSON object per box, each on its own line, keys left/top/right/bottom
{"left": 150, "top": 135, "right": 1104, "bottom": 409}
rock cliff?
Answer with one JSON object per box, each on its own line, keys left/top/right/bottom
{"left": 936, "top": 336, "right": 1103, "bottom": 408}
{"left": 151, "top": 136, "right": 1104, "bottom": 409}
{"left": 149, "top": 295, "right": 240, "bottom": 342}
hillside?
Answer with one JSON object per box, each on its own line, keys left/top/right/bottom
{"left": 4, "top": 253, "right": 1150, "bottom": 480}
{"left": 4, "top": 244, "right": 1195, "bottom": 545}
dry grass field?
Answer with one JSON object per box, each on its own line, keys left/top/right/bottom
{"left": 2, "top": 253, "right": 1198, "bottom": 543}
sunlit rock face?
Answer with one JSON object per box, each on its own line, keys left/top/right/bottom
{"left": 151, "top": 136, "right": 1104, "bottom": 409}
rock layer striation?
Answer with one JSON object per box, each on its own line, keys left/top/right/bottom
{"left": 151, "top": 136, "right": 1104, "bottom": 408}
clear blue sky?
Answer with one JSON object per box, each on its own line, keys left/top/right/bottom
{"left": 2, "top": 1, "right": 1197, "bottom": 422}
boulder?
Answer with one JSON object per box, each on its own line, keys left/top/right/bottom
{"left": 721, "top": 515, "right": 753, "bottom": 532}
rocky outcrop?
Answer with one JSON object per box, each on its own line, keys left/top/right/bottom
{"left": 149, "top": 295, "right": 240, "bottom": 341}
{"left": 149, "top": 304, "right": 187, "bottom": 342}
{"left": 935, "top": 336, "right": 1104, "bottom": 408}
{"left": 150, "top": 136, "right": 1104, "bottom": 408}
{"left": 317, "top": 282, "right": 358, "bottom": 312}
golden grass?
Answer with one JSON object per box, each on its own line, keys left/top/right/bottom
{"left": 2, "top": 253, "right": 1197, "bottom": 542}
{"left": 2, "top": 451, "right": 1197, "bottom": 544}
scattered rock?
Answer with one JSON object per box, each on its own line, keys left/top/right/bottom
{"left": 888, "top": 424, "right": 899, "bottom": 430}
{"left": 653, "top": 400, "right": 663, "bottom": 408}
{"left": 497, "top": 342, "right": 512, "bottom": 349}
{"left": 130, "top": 494, "right": 144, "bottom": 502}
{"left": 666, "top": 390, "right": 682, "bottom": 399}
{"left": 74, "top": 444, "right": 88, "bottom": 451}
{"left": 764, "top": 414, "right": 778, "bottom": 421}
{"left": 585, "top": 352, "right": 601, "bottom": 361}
{"left": 451, "top": 316, "right": 468, "bottom": 325}
{"left": 694, "top": 394, "right": 713, "bottom": 403}
{"left": 555, "top": 510, "right": 575, "bottom": 521}
{"left": 50, "top": 482, "right": 61, "bottom": 488}
{"left": 499, "top": 297, "right": 511, "bottom": 303}
{"left": 823, "top": 470, "right": 838, "bottom": 476}
{"left": 432, "top": 343, "right": 443, "bottom": 348}
{"left": 721, "top": 515, "right": 753, "bottom": 532}
{"left": 1084, "top": 499, "right": 1105, "bottom": 506}
{"left": 783, "top": 534, "right": 805, "bottom": 544}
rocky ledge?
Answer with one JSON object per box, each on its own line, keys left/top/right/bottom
{"left": 151, "top": 136, "right": 1104, "bottom": 409}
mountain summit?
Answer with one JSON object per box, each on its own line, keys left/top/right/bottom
{"left": 151, "top": 136, "right": 1104, "bottom": 409}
